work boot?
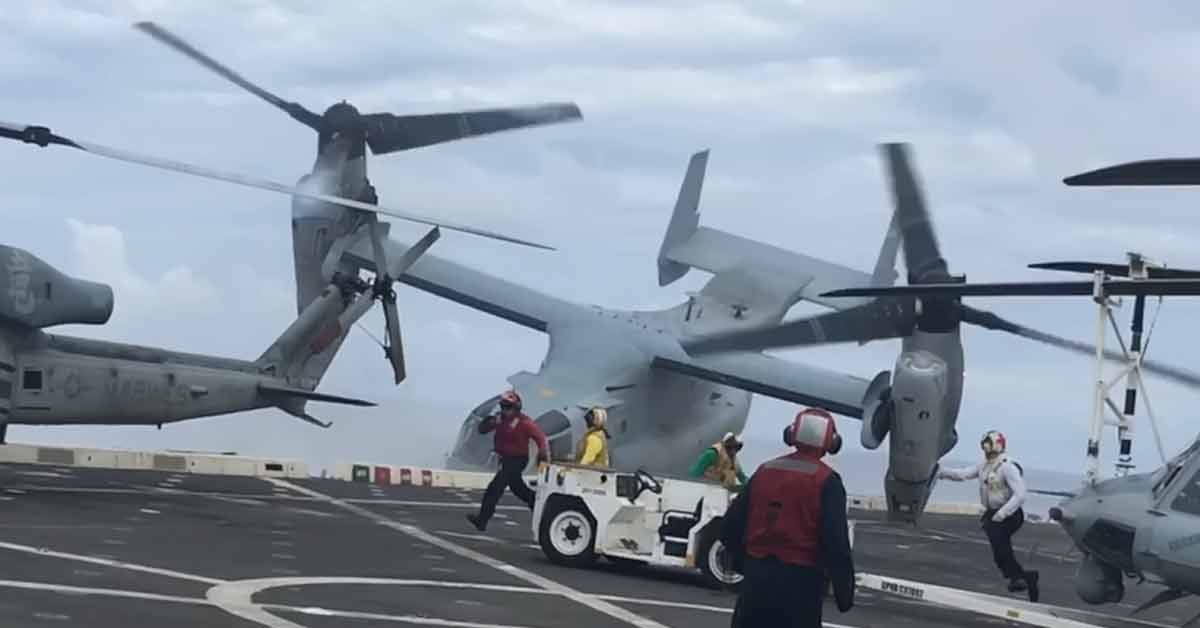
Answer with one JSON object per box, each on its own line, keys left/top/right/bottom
{"left": 1026, "top": 570, "right": 1040, "bottom": 603}
{"left": 466, "top": 514, "right": 486, "bottom": 532}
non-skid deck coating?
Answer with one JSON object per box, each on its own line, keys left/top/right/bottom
{"left": 0, "top": 462, "right": 1193, "bottom": 628}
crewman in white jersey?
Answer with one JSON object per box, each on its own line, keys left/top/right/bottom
{"left": 937, "top": 430, "right": 1040, "bottom": 602}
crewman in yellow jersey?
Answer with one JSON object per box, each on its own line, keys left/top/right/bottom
{"left": 576, "top": 407, "right": 610, "bottom": 466}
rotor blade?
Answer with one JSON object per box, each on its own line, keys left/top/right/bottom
{"left": 1064, "top": 158, "right": 1200, "bottom": 186}
{"left": 960, "top": 304, "right": 1200, "bottom": 390}
{"left": 1030, "top": 261, "right": 1200, "bottom": 279}
{"left": 380, "top": 297, "right": 405, "bottom": 384}
{"left": 0, "top": 121, "right": 554, "bottom": 251}
{"left": 386, "top": 226, "right": 441, "bottom": 278}
{"left": 134, "top": 21, "right": 323, "bottom": 131}
{"left": 363, "top": 103, "right": 582, "bottom": 155}
{"left": 823, "top": 279, "right": 1200, "bottom": 298}
{"left": 366, "top": 219, "right": 406, "bottom": 384}
{"left": 683, "top": 299, "right": 916, "bottom": 354}
{"left": 880, "top": 142, "right": 948, "bottom": 283}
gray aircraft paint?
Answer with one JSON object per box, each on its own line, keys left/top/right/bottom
{"left": 301, "top": 150, "right": 896, "bottom": 480}
{"left": 0, "top": 244, "right": 380, "bottom": 435}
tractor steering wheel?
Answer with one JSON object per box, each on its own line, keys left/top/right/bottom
{"left": 635, "top": 469, "right": 663, "bottom": 495}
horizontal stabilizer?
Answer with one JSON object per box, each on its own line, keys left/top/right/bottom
{"left": 657, "top": 150, "right": 877, "bottom": 313}
{"left": 652, "top": 353, "right": 874, "bottom": 419}
{"left": 258, "top": 383, "right": 375, "bottom": 407}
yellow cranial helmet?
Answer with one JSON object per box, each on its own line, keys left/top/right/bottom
{"left": 586, "top": 407, "right": 607, "bottom": 428}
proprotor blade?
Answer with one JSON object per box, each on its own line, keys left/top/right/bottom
{"left": 134, "top": 21, "right": 323, "bottom": 131}
{"left": 823, "top": 278, "right": 1200, "bottom": 298}
{"left": 960, "top": 304, "right": 1200, "bottom": 390}
{"left": 380, "top": 298, "right": 405, "bottom": 384}
{"left": 0, "top": 120, "right": 554, "bottom": 250}
{"left": 684, "top": 299, "right": 917, "bottom": 354}
{"left": 880, "top": 142, "right": 948, "bottom": 283}
{"left": 1030, "top": 261, "right": 1200, "bottom": 279}
{"left": 1064, "top": 158, "right": 1200, "bottom": 186}
{"left": 365, "top": 220, "right": 406, "bottom": 384}
{"left": 363, "top": 103, "right": 582, "bottom": 155}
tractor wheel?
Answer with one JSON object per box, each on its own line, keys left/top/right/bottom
{"left": 698, "top": 528, "right": 743, "bottom": 591}
{"left": 539, "top": 499, "right": 597, "bottom": 567}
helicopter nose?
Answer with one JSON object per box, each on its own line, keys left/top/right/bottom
{"left": 1049, "top": 505, "right": 1076, "bottom": 524}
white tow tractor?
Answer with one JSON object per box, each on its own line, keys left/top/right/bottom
{"left": 531, "top": 461, "right": 743, "bottom": 589}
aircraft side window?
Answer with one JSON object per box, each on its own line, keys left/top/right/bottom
{"left": 1169, "top": 466, "right": 1200, "bottom": 515}
{"left": 22, "top": 369, "right": 42, "bottom": 391}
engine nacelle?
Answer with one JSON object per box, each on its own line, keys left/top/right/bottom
{"left": 0, "top": 245, "right": 113, "bottom": 328}
{"left": 887, "top": 350, "right": 948, "bottom": 484}
{"left": 1074, "top": 553, "right": 1124, "bottom": 604}
{"left": 860, "top": 370, "right": 893, "bottom": 450}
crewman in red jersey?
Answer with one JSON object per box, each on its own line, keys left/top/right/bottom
{"left": 466, "top": 390, "right": 548, "bottom": 532}
{"left": 721, "top": 407, "right": 855, "bottom": 627}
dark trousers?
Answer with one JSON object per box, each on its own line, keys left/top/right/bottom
{"left": 477, "top": 456, "right": 534, "bottom": 524}
{"left": 982, "top": 507, "right": 1026, "bottom": 580}
{"left": 732, "top": 556, "right": 826, "bottom": 628}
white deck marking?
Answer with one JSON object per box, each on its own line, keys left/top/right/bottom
{"left": 0, "top": 579, "right": 212, "bottom": 605}
{"left": 4, "top": 484, "right": 525, "bottom": 509}
{"left": 267, "top": 478, "right": 671, "bottom": 628}
{"left": 0, "top": 573, "right": 852, "bottom": 628}
{"left": 260, "top": 603, "right": 537, "bottom": 627}
{"left": 0, "top": 541, "right": 223, "bottom": 585}
{"left": 435, "top": 530, "right": 501, "bottom": 543}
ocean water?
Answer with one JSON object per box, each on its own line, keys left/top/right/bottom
{"left": 738, "top": 436, "right": 1080, "bottom": 520}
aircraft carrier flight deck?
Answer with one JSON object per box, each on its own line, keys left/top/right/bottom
{"left": 0, "top": 461, "right": 1195, "bottom": 628}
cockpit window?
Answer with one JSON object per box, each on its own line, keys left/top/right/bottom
{"left": 1168, "top": 464, "right": 1200, "bottom": 516}
{"left": 1154, "top": 438, "right": 1200, "bottom": 499}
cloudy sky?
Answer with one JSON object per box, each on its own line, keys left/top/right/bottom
{"left": 5, "top": 1, "right": 1200, "bottom": 494}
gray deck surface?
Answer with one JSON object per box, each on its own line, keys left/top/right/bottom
{"left": 0, "top": 462, "right": 1193, "bottom": 627}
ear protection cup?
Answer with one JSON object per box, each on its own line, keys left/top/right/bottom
{"left": 782, "top": 424, "right": 796, "bottom": 447}
{"left": 828, "top": 431, "right": 843, "bottom": 455}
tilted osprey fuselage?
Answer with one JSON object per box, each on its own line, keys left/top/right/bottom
{"left": 290, "top": 150, "right": 909, "bottom": 487}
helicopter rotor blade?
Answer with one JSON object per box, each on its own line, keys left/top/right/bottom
{"left": 1029, "top": 261, "right": 1200, "bottom": 279}
{"left": 0, "top": 120, "right": 554, "bottom": 251}
{"left": 960, "top": 304, "right": 1200, "bottom": 390}
{"left": 133, "top": 21, "right": 323, "bottom": 131}
{"left": 822, "top": 278, "right": 1200, "bottom": 298}
{"left": 363, "top": 103, "right": 582, "bottom": 155}
{"left": 1064, "top": 158, "right": 1200, "bottom": 186}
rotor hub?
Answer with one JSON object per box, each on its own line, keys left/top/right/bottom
{"left": 322, "top": 101, "right": 365, "bottom": 137}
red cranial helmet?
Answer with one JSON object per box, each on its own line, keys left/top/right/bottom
{"left": 784, "top": 407, "right": 842, "bottom": 456}
{"left": 981, "top": 430, "right": 1006, "bottom": 456}
{"left": 499, "top": 390, "right": 522, "bottom": 412}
